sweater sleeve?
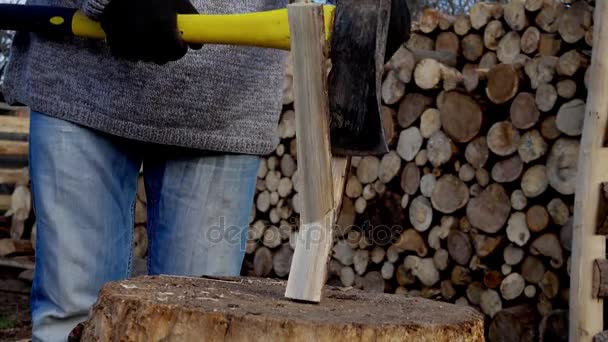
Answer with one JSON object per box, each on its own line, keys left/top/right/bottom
{"left": 80, "top": 0, "right": 112, "bottom": 20}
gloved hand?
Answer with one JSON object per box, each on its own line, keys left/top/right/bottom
{"left": 99, "top": 0, "right": 202, "bottom": 64}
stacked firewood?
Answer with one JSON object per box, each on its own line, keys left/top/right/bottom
{"left": 243, "top": 0, "right": 594, "bottom": 340}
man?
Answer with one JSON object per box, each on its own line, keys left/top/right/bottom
{"left": 2, "top": 0, "right": 288, "bottom": 340}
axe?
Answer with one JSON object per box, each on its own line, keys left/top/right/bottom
{"left": 0, "top": 0, "right": 411, "bottom": 303}
{"left": 0, "top": 0, "right": 410, "bottom": 156}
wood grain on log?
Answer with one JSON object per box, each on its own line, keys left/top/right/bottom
{"left": 527, "top": 205, "right": 550, "bottom": 233}
{"left": 557, "top": 0, "right": 592, "bottom": 43}
{"left": 470, "top": 2, "right": 503, "bottom": 30}
{"left": 518, "top": 130, "right": 548, "bottom": 163}
{"left": 488, "top": 121, "right": 521, "bottom": 156}
{"left": 507, "top": 212, "right": 531, "bottom": 247}
{"left": 438, "top": 91, "right": 483, "bottom": 143}
{"left": 454, "top": 15, "right": 472, "bottom": 36}
{"left": 409, "top": 196, "right": 433, "bottom": 232}
{"left": 401, "top": 162, "right": 420, "bottom": 195}
{"left": 535, "top": 0, "right": 565, "bottom": 33}
{"left": 546, "top": 138, "right": 579, "bottom": 195}
{"left": 492, "top": 155, "right": 524, "bottom": 183}
{"left": 530, "top": 233, "right": 563, "bottom": 268}
{"left": 556, "top": 99, "right": 586, "bottom": 136}
{"left": 525, "top": 55, "right": 558, "bottom": 90}
{"left": 467, "top": 183, "right": 511, "bottom": 234}
{"left": 462, "top": 34, "right": 484, "bottom": 62}
{"left": 504, "top": 0, "right": 528, "bottom": 31}
{"left": 448, "top": 230, "right": 473, "bottom": 265}
{"left": 497, "top": 32, "right": 521, "bottom": 64}
{"left": 504, "top": 244, "right": 524, "bottom": 265}
{"left": 557, "top": 79, "right": 577, "bottom": 99}
{"left": 431, "top": 175, "right": 469, "bottom": 214}
{"left": 484, "top": 20, "right": 505, "bottom": 51}
{"left": 541, "top": 116, "right": 561, "bottom": 140}
{"left": 522, "top": 256, "right": 546, "bottom": 284}
{"left": 521, "top": 26, "right": 540, "bottom": 54}
{"left": 501, "top": 273, "right": 525, "bottom": 300}
{"left": 521, "top": 165, "right": 549, "bottom": 198}
{"left": 486, "top": 64, "right": 523, "bottom": 104}
{"left": 427, "top": 131, "right": 455, "bottom": 167}
{"left": 80, "top": 276, "right": 486, "bottom": 341}
{"left": 465, "top": 137, "right": 489, "bottom": 168}
{"left": 539, "top": 33, "right": 561, "bottom": 56}
{"left": 398, "top": 93, "right": 433, "bottom": 128}
{"left": 382, "top": 71, "right": 405, "bottom": 105}
{"left": 393, "top": 228, "right": 427, "bottom": 257}
{"left": 510, "top": 92, "right": 540, "bottom": 129}
{"left": 436, "top": 32, "right": 460, "bottom": 56}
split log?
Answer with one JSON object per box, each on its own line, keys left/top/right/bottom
{"left": 467, "top": 184, "right": 511, "bottom": 234}
{"left": 480, "top": 289, "right": 503, "bottom": 318}
{"left": 484, "top": 20, "right": 506, "bottom": 51}
{"left": 535, "top": 83, "right": 557, "bottom": 112}
{"left": 436, "top": 32, "right": 460, "bottom": 56}
{"left": 521, "top": 165, "right": 549, "bottom": 198}
{"left": 511, "top": 93, "right": 540, "bottom": 130}
{"left": 470, "top": 2, "right": 503, "bottom": 30}
{"left": 381, "top": 71, "right": 405, "bottom": 105}
{"left": 541, "top": 116, "right": 561, "bottom": 140}
{"left": 504, "top": 0, "right": 528, "bottom": 31}
{"left": 557, "top": 79, "right": 577, "bottom": 99}
{"left": 557, "top": 0, "right": 592, "bottom": 43}
{"left": 465, "top": 137, "right": 489, "bottom": 168}
{"left": 557, "top": 50, "right": 589, "bottom": 77}
{"left": 501, "top": 273, "right": 525, "bottom": 300}
{"left": 420, "top": 108, "right": 441, "bottom": 139}
{"left": 393, "top": 229, "right": 428, "bottom": 257}
{"left": 530, "top": 233, "right": 564, "bottom": 268}
{"left": 525, "top": 55, "right": 558, "bottom": 90}
{"left": 409, "top": 196, "right": 433, "bottom": 232}
{"left": 459, "top": 164, "right": 475, "bottom": 183}
{"left": 379, "top": 151, "right": 401, "bottom": 184}
{"left": 526, "top": 205, "right": 549, "bottom": 233}
{"left": 521, "top": 26, "right": 540, "bottom": 54}
{"left": 539, "top": 33, "right": 561, "bottom": 56}
{"left": 492, "top": 155, "right": 524, "bottom": 183}
{"left": 556, "top": 99, "right": 586, "bottom": 136}
{"left": 522, "top": 256, "right": 546, "bottom": 284}
{"left": 438, "top": 91, "right": 482, "bottom": 143}
{"left": 462, "top": 34, "right": 484, "bottom": 62}
{"left": 487, "top": 121, "right": 521, "bottom": 156}
{"left": 401, "top": 162, "right": 421, "bottom": 195}
{"left": 488, "top": 304, "right": 538, "bottom": 342}
{"left": 546, "top": 138, "right": 579, "bottom": 195}
{"left": 511, "top": 189, "right": 528, "bottom": 211}
{"left": 486, "top": 64, "right": 523, "bottom": 104}
{"left": 518, "top": 130, "right": 548, "bottom": 163}
{"left": 504, "top": 244, "right": 524, "bottom": 265}
{"left": 427, "top": 131, "right": 455, "bottom": 167}
{"left": 431, "top": 175, "right": 469, "bottom": 214}
{"left": 448, "top": 230, "right": 473, "bottom": 265}
{"left": 497, "top": 32, "right": 521, "bottom": 64}
{"left": 254, "top": 247, "right": 273, "bottom": 277}
{"left": 507, "top": 212, "right": 531, "bottom": 247}
{"left": 398, "top": 93, "right": 433, "bottom": 128}
{"left": 548, "top": 198, "right": 569, "bottom": 226}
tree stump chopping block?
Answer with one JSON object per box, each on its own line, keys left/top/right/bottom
{"left": 81, "top": 275, "right": 485, "bottom": 341}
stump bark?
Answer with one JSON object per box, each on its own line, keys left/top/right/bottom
{"left": 81, "top": 276, "right": 486, "bottom": 342}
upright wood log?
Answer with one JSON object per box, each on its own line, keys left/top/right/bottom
{"left": 80, "top": 276, "right": 486, "bottom": 341}
{"left": 570, "top": 1, "right": 608, "bottom": 339}
{"left": 285, "top": 4, "right": 334, "bottom": 303}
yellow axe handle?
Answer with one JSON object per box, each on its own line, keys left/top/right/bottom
{"left": 71, "top": 5, "right": 336, "bottom": 50}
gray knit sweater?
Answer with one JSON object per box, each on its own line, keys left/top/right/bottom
{"left": 2, "top": 0, "right": 288, "bottom": 155}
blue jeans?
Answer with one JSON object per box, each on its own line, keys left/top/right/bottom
{"left": 28, "top": 111, "right": 260, "bottom": 342}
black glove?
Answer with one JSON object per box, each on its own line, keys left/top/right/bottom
{"left": 99, "top": 0, "right": 202, "bottom": 64}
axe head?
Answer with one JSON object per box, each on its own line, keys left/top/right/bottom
{"left": 327, "top": 0, "right": 410, "bottom": 156}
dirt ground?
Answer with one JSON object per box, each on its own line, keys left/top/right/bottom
{"left": 0, "top": 289, "right": 31, "bottom": 341}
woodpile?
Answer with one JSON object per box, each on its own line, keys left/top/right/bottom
{"left": 242, "top": 1, "right": 594, "bottom": 340}
{"left": 0, "top": 0, "right": 598, "bottom": 339}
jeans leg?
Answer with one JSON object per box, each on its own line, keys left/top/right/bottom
{"left": 28, "top": 111, "right": 141, "bottom": 342}
{"left": 143, "top": 150, "right": 260, "bottom": 276}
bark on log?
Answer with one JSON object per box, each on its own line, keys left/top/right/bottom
{"left": 80, "top": 276, "right": 486, "bottom": 341}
